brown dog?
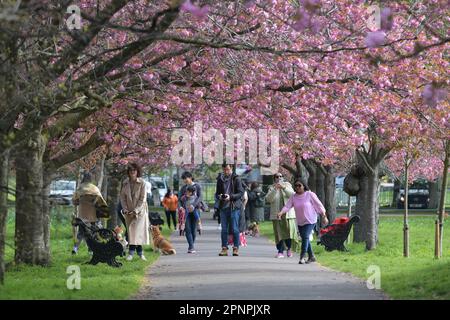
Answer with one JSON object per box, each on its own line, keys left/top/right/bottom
{"left": 247, "top": 222, "right": 260, "bottom": 237}
{"left": 151, "top": 225, "right": 176, "bottom": 255}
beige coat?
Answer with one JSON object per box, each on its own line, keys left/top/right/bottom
{"left": 120, "top": 177, "right": 149, "bottom": 245}
{"left": 72, "top": 183, "right": 108, "bottom": 223}
{"left": 265, "top": 181, "right": 296, "bottom": 220}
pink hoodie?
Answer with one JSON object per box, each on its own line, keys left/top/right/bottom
{"left": 280, "top": 191, "right": 326, "bottom": 226}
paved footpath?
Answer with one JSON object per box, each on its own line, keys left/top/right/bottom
{"left": 133, "top": 217, "right": 388, "bottom": 300}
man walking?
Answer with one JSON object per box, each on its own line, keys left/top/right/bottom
{"left": 215, "top": 163, "right": 245, "bottom": 256}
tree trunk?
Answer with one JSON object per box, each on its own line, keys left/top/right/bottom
{"left": 353, "top": 171, "right": 368, "bottom": 243}
{"left": 282, "top": 156, "right": 309, "bottom": 183}
{"left": 324, "top": 168, "right": 336, "bottom": 223}
{"left": 14, "top": 129, "right": 49, "bottom": 265}
{"left": 404, "top": 160, "right": 410, "bottom": 257}
{"left": 392, "top": 178, "right": 401, "bottom": 208}
{"left": 315, "top": 167, "right": 325, "bottom": 204}
{"left": 42, "top": 170, "right": 55, "bottom": 264}
{"left": 365, "top": 169, "right": 380, "bottom": 250}
{"left": 436, "top": 140, "right": 449, "bottom": 258}
{"left": 428, "top": 178, "right": 440, "bottom": 209}
{"left": 302, "top": 159, "right": 317, "bottom": 192}
{"left": 354, "top": 169, "right": 380, "bottom": 249}
{"left": 106, "top": 162, "right": 121, "bottom": 229}
{"left": 354, "top": 165, "right": 380, "bottom": 249}
{"left": 0, "top": 150, "right": 10, "bottom": 284}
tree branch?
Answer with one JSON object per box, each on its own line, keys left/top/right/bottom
{"left": 356, "top": 148, "right": 375, "bottom": 175}
{"left": 45, "top": 133, "right": 105, "bottom": 171}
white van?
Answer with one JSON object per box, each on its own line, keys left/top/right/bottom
{"left": 150, "top": 177, "right": 168, "bottom": 201}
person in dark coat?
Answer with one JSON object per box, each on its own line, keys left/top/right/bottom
{"left": 248, "top": 182, "right": 266, "bottom": 224}
{"left": 215, "top": 163, "right": 245, "bottom": 256}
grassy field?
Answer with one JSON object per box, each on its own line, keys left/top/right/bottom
{"left": 259, "top": 216, "right": 450, "bottom": 300}
{"left": 1, "top": 206, "right": 170, "bottom": 300}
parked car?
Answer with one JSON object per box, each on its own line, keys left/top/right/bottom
{"left": 144, "top": 176, "right": 168, "bottom": 206}
{"left": 49, "top": 180, "right": 76, "bottom": 205}
{"left": 397, "top": 179, "right": 430, "bottom": 209}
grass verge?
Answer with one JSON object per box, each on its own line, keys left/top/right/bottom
{"left": 259, "top": 216, "right": 450, "bottom": 300}
{"left": 1, "top": 206, "right": 170, "bottom": 299}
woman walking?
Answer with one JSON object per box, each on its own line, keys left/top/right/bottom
{"left": 277, "top": 179, "right": 329, "bottom": 264}
{"left": 162, "top": 189, "right": 178, "bottom": 229}
{"left": 180, "top": 185, "right": 200, "bottom": 253}
{"left": 178, "top": 171, "right": 203, "bottom": 234}
{"left": 120, "top": 163, "right": 150, "bottom": 261}
{"left": 72, "top": 173, "right": 108, "bottom": 255}
{"left": 266, "top": 173, "right": 298, "bottom": 258}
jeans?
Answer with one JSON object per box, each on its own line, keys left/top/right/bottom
{"left": 129, "top": 245, "right": 143, "bottom": 256}
{"left": 276, "top": 239, "right": 292, "bottom": 253}
{"left": 298, "top": 223, "right": 316, "bottom": 258}
{"left": 165, "top": 210, "right": 177, "bottom": 228}
{"left": 185, "top": 211, "right": 199, "bottom": 250}
{"left": 220, "top": 207, "right": 240, "bottom": 248}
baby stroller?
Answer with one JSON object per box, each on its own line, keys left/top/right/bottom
{"left": 317, "top": 215, "right": 360, "bottom": 252}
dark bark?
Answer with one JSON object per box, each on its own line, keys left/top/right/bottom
{"left": 353, "top": 170, "right": 368, "bottom": 243}
{"left": 392, "top": 178, "right": 401, "bottom": 208}
{"left": 302, "top": 159, "right": 317, "bottom": 192}
{"left": 352, "top": 144, "right": 387, "bottom": 250}
{"left": 106, "top": 162, "right": 121, "bottom": 229}
{"left": 0, "top": 150, "right": 10, "bottom": 284}
{"left": 42, "top": 170, "right": 55, "bottom": 263}
{"left": 282, "top": 155, "right": 309, "bottom": 183}
{"left": 353, "top": 168, "right": 380, "bottom": 249}
{"left": 324, "top": 167, "right": 336, "bottom": 223}
{"left": 315, "top": 167, "right": 325, "bottom": 204}
{"left": 428, "top": 178, "right": 440, "bottom": 209}
{"left": 14, "top": 129, "right": 49, "bottom": 265}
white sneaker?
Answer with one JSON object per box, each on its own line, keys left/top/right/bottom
{"left": 126, "top": 255, "right": 133, "bottom": 261}
{"left": 216, "top": 225, "right": 221, "bottom": 230}
{"left": 139, "top": 255, "right": 147, "bottom": 261}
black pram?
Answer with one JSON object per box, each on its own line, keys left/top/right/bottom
{"left": 317, "top": 215, "right": 360, "bottom": 251}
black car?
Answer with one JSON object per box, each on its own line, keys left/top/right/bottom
{"left": 396, "top": 180, "right": 430, "bottom": 209}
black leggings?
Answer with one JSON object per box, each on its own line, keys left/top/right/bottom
{"left": 276, "top": 239, "right": 292, "bottom": 253}
{"left": 129, "top": 245, "right": 143, "bottom": 256}
{"left": 165, "top": 210, "right": 177, "bottom": 228}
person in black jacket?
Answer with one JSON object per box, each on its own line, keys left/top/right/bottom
{"left": 215, "top": 163, "right": 245, "bottom": 256}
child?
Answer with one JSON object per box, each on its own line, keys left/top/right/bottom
{"left": 180, "top": 185, "right": 200, "bottom": 253}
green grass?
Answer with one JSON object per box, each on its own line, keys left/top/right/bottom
{"left": 1, "top": 206, "right": 170, "bottom": 300}
{"left": 259, "top": 216, "right": 450, "bottom": 300}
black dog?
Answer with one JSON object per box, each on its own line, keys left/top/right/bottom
{"left": 72, "top": 218, "right": 124, "bottom": 267}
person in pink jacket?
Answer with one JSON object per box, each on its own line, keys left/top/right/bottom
{"left": 277, "top": 179, "right": 329, "bottom": 264}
